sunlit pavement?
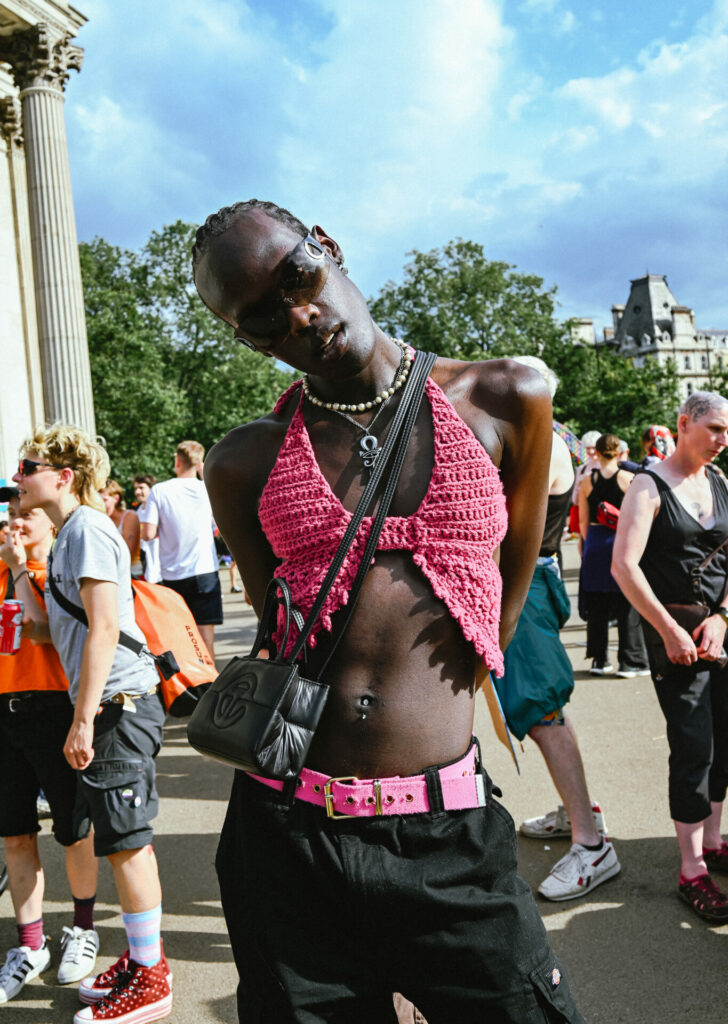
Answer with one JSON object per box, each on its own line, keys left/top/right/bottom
{"left": 2, "top": 555, "right": 725, "bottom": 1022}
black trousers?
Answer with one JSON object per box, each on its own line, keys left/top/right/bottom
{"left": 216, "top": 768, "right": 585, "bottom": 1024}
{"left": 585, "top": 591, "right": 647, "bottom": 668}
{"left": 653, "top": 660, "right": 728, "bottom": 823}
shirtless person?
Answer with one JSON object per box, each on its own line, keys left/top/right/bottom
{"left": 192, "top": 199, "right": 585, "bottom": 1022}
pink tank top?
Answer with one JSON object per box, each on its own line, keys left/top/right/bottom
{"left": 258, "top": 374, "right": 508, "bottom": 674}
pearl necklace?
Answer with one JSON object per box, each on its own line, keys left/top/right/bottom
{"left": 302, "top": 337, "right": 412, "bottom": 412}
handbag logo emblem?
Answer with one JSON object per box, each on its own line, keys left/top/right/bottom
{"left": 212, "top": 673, "right": 257, "bottom": 727}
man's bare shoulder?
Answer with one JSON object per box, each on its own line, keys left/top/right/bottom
{"left": 434, "top": 356, "right": 550, "bottom": 419}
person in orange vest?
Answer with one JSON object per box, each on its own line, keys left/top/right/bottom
{"left": 0, "top": 487, "right": 99, "bottom": 1003}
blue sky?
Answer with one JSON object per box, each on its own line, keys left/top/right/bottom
{"left": 65, "top": 0, "right": 728, "bottom": 336}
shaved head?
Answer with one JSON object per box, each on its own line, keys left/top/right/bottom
{"left": 679, "top": 390, "right": 728, "bottom": 421}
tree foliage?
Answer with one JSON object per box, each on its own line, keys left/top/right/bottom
{"left": 369, "top": 238, "right": 567, "bottom": 361}
{"left": 81, "top": 223, "right": 292, "bottom": 488}
{"left": 369, "top": 238, "right": 681, "bottom": 452}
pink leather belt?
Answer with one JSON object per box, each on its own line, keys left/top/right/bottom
{"left": 248, "top": 743, "right": 486, "bottom": 819}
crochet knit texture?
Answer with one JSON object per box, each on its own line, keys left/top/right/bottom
{"left": 258, "top": 373, "right": 509, "bottom": 674}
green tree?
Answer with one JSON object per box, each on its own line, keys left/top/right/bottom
{"left": 80, "top": 237, "right": 186, "bottom": 484}
{"left": 546, "top": 345, "right": 680, "bottom": 453}
{"left": 369, "top": 238, "right": 568, "bottom": 360}
{"left": 368, "top": 237, "right": 681, "bottom": 447}
{"left": 142, "top": 221, "right": 292, "bottom": 448}
{"left": 81, "top": 224, "right": 293, "bottom": 490}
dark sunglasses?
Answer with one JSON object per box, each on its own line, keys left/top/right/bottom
{"left": 18, "top": 458, "right": 66, "bottom": 477}
{"left": 234, "top": 233, "right": 330, "bottom": 352}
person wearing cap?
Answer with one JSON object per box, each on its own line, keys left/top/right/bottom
{"left": 617, "top": 440, "right": 641, "bottom": 475}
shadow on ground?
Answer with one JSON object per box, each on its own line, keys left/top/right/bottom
{"left": 517, "top": 834, "right": 728, "bottom": 1024}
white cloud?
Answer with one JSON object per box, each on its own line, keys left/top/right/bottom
{"left": 557, "top": 10, "right": 576, "bottom": 34}
{"left": 64, "top": 0, "right": 728, "bottom": 330}
{"left": 275, "top": 0, "right": 512, "bottom": 237}
{"left": 557, "top": 28, "right": 728, "bottom": 176}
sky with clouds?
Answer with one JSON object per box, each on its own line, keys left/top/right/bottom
{"left": 64, "top": 0, "right": 728, "bottom": 335}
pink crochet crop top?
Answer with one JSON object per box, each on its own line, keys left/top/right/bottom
{"left": 258, "top": 371, "right": 509, "bottom": 674}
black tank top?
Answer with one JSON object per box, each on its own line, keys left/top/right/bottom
{"left": 640, "top": 467, "right": 728, "bottom": 607}
{"left": 587, "top": 469, "right": 627, "bottom": 522}
{"left": 540, "top": 488, "right": 571, "bottom": 557}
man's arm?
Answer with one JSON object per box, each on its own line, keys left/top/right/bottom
{"left": 138, "top": 487, "right": 159, "bottom": 541}
{"left": 578, "top": 475, "right": 592, "bottom": 541}
{"left": 204, "top": 422, "right": 283, "bottom": 618}
{"left": 63, "top": 578, "right": 119, "bottom": 770}
{"left": 478, "top": 363, "right": 552, "bottom": 652}
{"left": 121, "top": 510, "right": 141, "bottom": 557}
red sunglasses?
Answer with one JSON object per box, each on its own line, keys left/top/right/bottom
{"left": 17, "top": 458, "right": 66, "bottom": 477}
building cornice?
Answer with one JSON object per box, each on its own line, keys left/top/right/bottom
{"left": 0, "top": 1, "right": 86, "bottom": 37}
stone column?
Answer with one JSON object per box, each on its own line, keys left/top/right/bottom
{"left": 0, "top": 24, "right": 95, "bottom": 434}
{"left": 0, "top": 96, "right": 45, "bottom": 427}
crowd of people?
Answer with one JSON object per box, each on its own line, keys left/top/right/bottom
{"left": 0, "top": 196, "right": 726, "bottom": 1023}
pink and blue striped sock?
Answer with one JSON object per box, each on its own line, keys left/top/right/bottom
{"left": 122, "top": 905, "right": 162, "bottom": 967}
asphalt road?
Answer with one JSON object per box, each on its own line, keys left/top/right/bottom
{"left": 2, "top": 544, "right": 726, "bottom": 1022}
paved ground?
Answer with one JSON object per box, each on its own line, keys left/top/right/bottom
{"left": 2, "top": 544, "right": 727, "bottom": 1022}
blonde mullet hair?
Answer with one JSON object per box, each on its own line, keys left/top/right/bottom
{"left": 21, "top": 423, "right": 110, "bottom": 513}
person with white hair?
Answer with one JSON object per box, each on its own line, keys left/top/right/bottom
{"left": 495, "top": 358, "right": 620, "bottom": 902}
{"left": 613, "top": 390, "right": 728, "bottom": 922}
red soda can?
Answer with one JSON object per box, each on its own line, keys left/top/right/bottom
{"left": 0, "top": 600, "right": 23, "bottom": 655}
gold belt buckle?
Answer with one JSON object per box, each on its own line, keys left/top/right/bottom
{"left": 323, "top": 775, "right": 358, "bottom": 819}
{"left": 323, "top": 776, "right": 383, "bottom": 818}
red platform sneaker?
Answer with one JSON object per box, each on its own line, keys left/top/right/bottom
{"left": 78, "top": 945, "right": 172, "bottom": 1006}
{"left": 74, "top": 958, "right": 172, "bottom": 1024}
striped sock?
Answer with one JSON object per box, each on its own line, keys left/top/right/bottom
{"left": 122, "top": 905, "right": 162, "bottom": 967}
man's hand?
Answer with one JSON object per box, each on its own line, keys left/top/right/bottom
{"left": 663, "top": 623, "right": 698, "bottom": 666}
{"left": 64, "top": 719, "right": 95, "bottom": 770}
{"left": 0, "top": 531, "right": 26, "bottom": 574}
{"left": 693, "top": 614, "right": 727, "bottom": 662}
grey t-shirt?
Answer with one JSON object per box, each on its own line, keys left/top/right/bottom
{"left": 46, "top": 505, "right": 158, "bottom": 704}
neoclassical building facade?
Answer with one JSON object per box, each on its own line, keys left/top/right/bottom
{"left": 0, "top": 0, "right": 92, "bottom": 486}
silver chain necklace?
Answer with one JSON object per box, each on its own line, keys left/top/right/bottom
{"left": 305, "top": 343, "right": 408, "bottom": 473}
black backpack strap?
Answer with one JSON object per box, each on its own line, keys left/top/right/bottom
{"left": 46, "top": 553, "right": 146, "bottom": 659}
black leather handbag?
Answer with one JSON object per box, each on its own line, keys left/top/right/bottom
{"left": 186, "top": 350, "right": 437, "bottom": 780}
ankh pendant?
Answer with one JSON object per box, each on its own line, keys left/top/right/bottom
{"left": 359, "top": 433, "right": 381, "bottom": 469}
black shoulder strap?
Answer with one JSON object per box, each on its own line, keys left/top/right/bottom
{"left": 641, "top": 468, "right": 671, "bottom": 494}
{"left": 46, "top": 555, "right": 146, "bottom": 659}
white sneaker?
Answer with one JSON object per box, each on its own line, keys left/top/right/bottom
{"left": 538, "top": 838, "right": 621, "bottom": 901}
{"left": 520, "top": 802, "right": 606, "bottom": 839}
{"left": 58, "top": 926, "right": 99, "bottom": 985}
{"left": 0, "top": 940, "right": 51, "bottom": 1003}
{"left": 36, "top": 793, "right": 52, "bottom": 818}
